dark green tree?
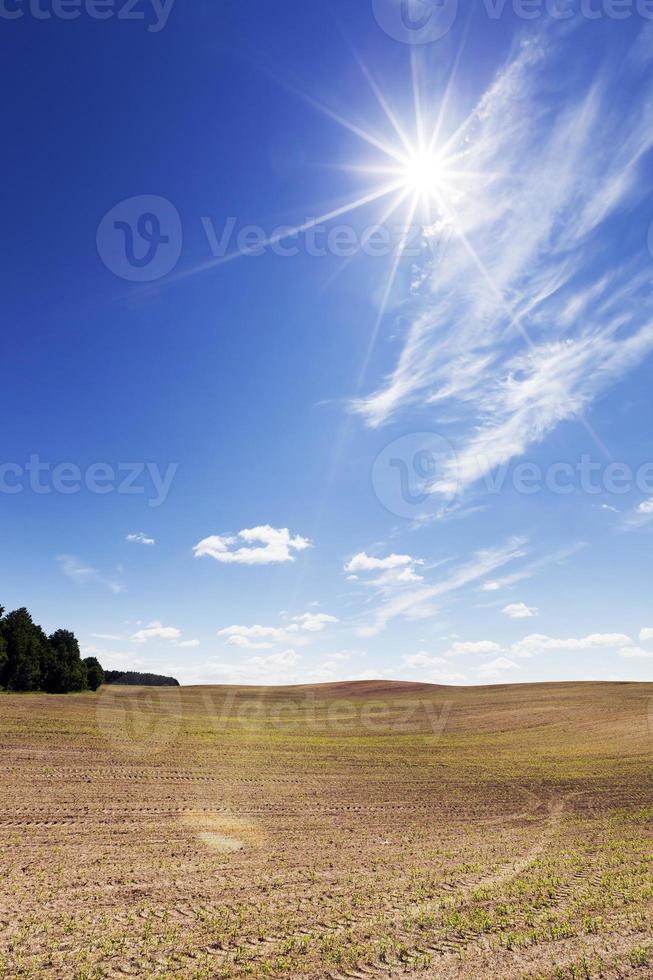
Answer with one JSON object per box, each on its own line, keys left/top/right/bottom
{"left": 2, "top": 608, "right": 43, "bottom": 691}
{"left": 83, "top": 656, "right": 104, "bottom": 691}
{"left": 49, "top": 630, "right": 87, "bottom": 692}
{"left": 0, "top": 607, "right": 8, "bottom": 687}
{"left": 0, "top": 602, "right": 106, "bottom": 694}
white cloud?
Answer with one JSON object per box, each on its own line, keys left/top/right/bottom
{"left": 126, "top": 532, "right": 155, "bottom": 546}
{"left": 178, "top": 639, "right": 200, "bottom": 648}
{"left": 345, "top": 552, "right": 426, "bottom": 590}
{"left": 622, "top": 498, "right": 653, "bottom": 529}
{"left": 131, "top": 621, "right": 182, "bottom": 644}
{"left": 217, "top": 613, "right": 337, "bottom": 650}
{"left": 345, "top": 553, "right": 419, "bottom": 572}
{"left": 445, "top": 640, "right": 502, "bottom": 657}
{"left": 291, "top": 612, "right": 339, "bottom": 632}
{"left": 510, "top": 632, "right": 632, "bottom": 658}
{"left": 248, "top": 649, "right": 300, "bottom": 669}
{"left": 193, "top": 526, "right": 312, "bottom": 565}
{"left": 478, "top": 657, "right": 519, "bottom": 678}
{"left": 502, "top": 602, "right": 537, "bottom": 619}
{"left": 639, "top": 628, "right": 653, "bottom": 642}
{"left": 352, "top": 31, "right": 653, "bottom": 499}
{"left": 217, "top": 624, "right": 298, "bottom": 650}
{"left": 618, "top": 646, "right": 653, "bottom": 659}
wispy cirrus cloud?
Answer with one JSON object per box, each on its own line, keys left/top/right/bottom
{"left": 353, "top": 29, "right": 653, "bottom": 499}
{"left": 355, "top": 536, "right": 527, "bottom": 636}
{"left": 510, "top": 631, "right": 632, "bottom": 658}
{"left": 56, "top": 554, "right": 125, "bottom": 594}
{"left": 480, "top": 543, "right": 584, "bottom": 592}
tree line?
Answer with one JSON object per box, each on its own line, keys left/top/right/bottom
{"left": 0, "top": 605, "right": 104, "bottom": 693}
{"left": 0, "top": 604, "right": 180, "bottom": 693}
{"left": 105, "top": 670, "right": 180, "bottom": 687}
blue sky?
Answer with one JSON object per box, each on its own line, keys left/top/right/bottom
{"left": 2, "top": 0, "right": 653, "bottom": 685}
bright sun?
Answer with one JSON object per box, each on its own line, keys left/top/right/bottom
{"left": 401, "top": 150, "right": 445, "bottom": 198}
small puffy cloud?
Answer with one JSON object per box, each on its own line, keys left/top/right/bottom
{"left": 501, "top": 602, "right": 537, "bottom": 619}
{"left": 127, "top": 532, "right": 155, "bottom": 546}
{"left": 624, "top": 499, "right": 653, "bottom": 528}
{"left": 445, "top": 640, "right": 502, "bottom": 657}
{"left": 344, "top": 552, "right": 419, "bottom": 573}
{"left": 511, "top": 632, "right": 632, "bottom": 658}
{"left": 478, "top": 656, "right": 519, "bottom": 678}
{"left": 291, "top": 612, "right": 339, "bottom": 632}
{"left": 217, "top": 624, "right": 297, "bottom": 650}
{"left": 639, "top": 628, "right": 653, "bottom": 642}
{"left": 194, "top": 526, "right": 312, "bottom": 566}
{"left": 178, "top": 639, "right": 200, "bottom": 648}
{"left": 345, "top": 552, "right": 426, "bottom": 601}
{"left": 618, "top": 646, "right": 653, "bottom": 659}
{"left": 131, "top": 621, "right": 181, "bottom": 644}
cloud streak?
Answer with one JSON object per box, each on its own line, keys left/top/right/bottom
{"left": 353, "top": 29, "right": 653, "bottom": 498}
